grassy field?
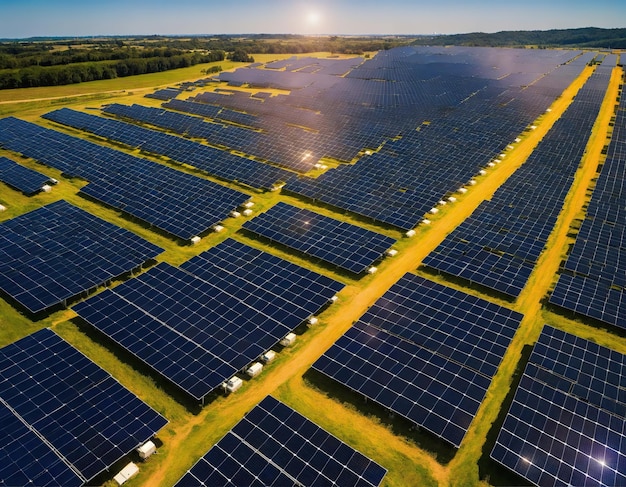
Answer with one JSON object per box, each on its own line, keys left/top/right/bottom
{"left": 0, "top": 54, "right": 624, "bottom": 487}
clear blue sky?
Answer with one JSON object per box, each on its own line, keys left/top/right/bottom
{"left": 1, "top": 0, "right": 625, "bottom": 38}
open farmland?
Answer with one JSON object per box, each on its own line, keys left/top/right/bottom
{"left": 0, "top": 46, "right": 625, "bottom": 487}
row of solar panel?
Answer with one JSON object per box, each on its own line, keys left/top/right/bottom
{"left": 0, "top": 116, "right": 250, "bottom": 240}
{"left": 145, "top": 87, "right": 182, "bottom": 101}
{"left": 241, "top": 202, "right": 397, "bottom": 275}
{"left": 422, "top": 64, "right": 613, "bottom": 298}
{"left": 491, "top": 325, "right": 626, "bottom": 487}
{"left": 0, "top": 328, "right": 168, "bottom": 486}
{"left": 549, "top": 85, "right": 626, "bottom": 329}
{"left": 103, "top": 102, "right": 319, "bottom": 172}
{"left": 73, "top": 238, "right": 344, "bottom": 401}
{"left": 0, "top": 200, "right": 163, "bottom": 314}
{"left": 0, "top": 156, "right": 54, "bottom": 196}
{"left": 174, "top": 395, "right": 386, "bottom": 487}
{"left": 43, "top": 107, "right": 295, "bottom": 191}
{"left": 312, "top": 273, "right": 523, "bottom": 448}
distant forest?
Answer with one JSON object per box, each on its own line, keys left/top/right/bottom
{"left": 411, "top": 27, "right": 626, "bottom": 49}
{"left": 0, "top": 29, "right": 623, "bottom": 90}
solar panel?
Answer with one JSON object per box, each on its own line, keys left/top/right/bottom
{"left": 0, "top": 117, "right": 250, "bottom": 240}
{"left": 0, "top": 401, "right": 83, "bottom": 487}
{"left": 145, "top": 87, "right": 182, "bottom": 101}
{"left": 550, "top": 77, "right": 626, "bottom": 328}
{"left": 0, "top": 328, "right": 168, "bottom": 485}
{"left": 0, "top": 156, "right": 53, "bottom": 196}
{"left": 312, "top": 273, "right": 522, "bottom": 447}
{"left": 43, "top": 107, "right": 295, "bottom": 191}
{"left": 423, "top": 64, "right": 613, "bottom": 298}
{"left": 101, "top": 103, "right": 319, "bottom": 173}
{"left": 241, "top": 202, "right": 397, "bottom": 274}
{"left": 174, "top": 395, "right": 387, "bottom": 487}
{"left": 491, "top": 325, "right": 626, "bottom": 487}
{"left": 0, "top": 200, "right": 163, "bottom": 314}
{"left": 180, "top": 238, "right": 345, "bottom": 312}
{"left": 74, "top": 239, "right": 344, "bottom": 402}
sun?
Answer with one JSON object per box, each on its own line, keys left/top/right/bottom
{"left": 306, "top": 11, "right": 321, "bottom": 26}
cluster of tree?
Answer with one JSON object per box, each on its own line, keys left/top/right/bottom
{"left": 0, "top": 51, "right": 224, "bottom": 89}
{"left": 411, "top": 27, "right": 626, "bottom": 49}
{"left": 228, "top": 50, "right": 254, "bottom": 63}
{"left": 202, "top": 65, "right": 223, "bottom": 74}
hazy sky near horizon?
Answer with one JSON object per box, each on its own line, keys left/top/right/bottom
{"left": 1, "top": 0, "right": 625, "bottom": 38}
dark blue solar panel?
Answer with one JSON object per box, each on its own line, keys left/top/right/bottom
{"left": 101, "top": 103, "right": 317, "bottom": 173}
{"left": 0, "top": 156, "right": 53, "bottom": 196}
{"left": 180, "top": 238, "right": 344, "bottom": 309}
{"left": 0, "top": 117, "right": 250, "bottom": 240}
{"left": 313, "top": 321, "right": 489, "bottom": 448}
{"left": 0, "top": 329, "right": 168, "bottom": 484}
{"left": 491, "top": 325, "right": 626, "bottom": 487}
{"left": 312, "top": 273, "right": 522, "bottom": 447}
{"left": 360, "top": 274, "right": 522, "bottom": 378}
{"left": 74, "top": 240, "right": 344, "bottom": 401}
{"left": 145, "top": 87, "right": 182, "bottom": 101}
{"left": 43, "top": 107, "right": 295, "bottom": 191}
{"left": 0, "top": 401, "right": 83, "bottom": 487}
{"left": 424, "top": 64, "right": 613, "bottom": 298}
{"left": 0, "top": 200, "right": 163, "bottom": 314}
{"left": 174, "top": 396, "right": 386, "bottom": 487}
{"left": 550, "top": 81, "right": 626, "bottom": 329}
{"left": 241, "top": 202, "right": 396, "bottom": 274}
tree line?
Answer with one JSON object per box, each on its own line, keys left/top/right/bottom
{"left": 411, "top": 27, "right": 626, "bottom": 49}
{"left": 0, "top": 51, "right": 225, "bottom": 89}
{"left": 0, "top": 45, "right": 210, "bottom": 70}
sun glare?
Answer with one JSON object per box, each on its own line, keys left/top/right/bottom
{"left": 307, "top": 11, "right": 321, "bottom": 26}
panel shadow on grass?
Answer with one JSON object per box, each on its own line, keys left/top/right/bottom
{"left": 303, "top": 368, "right": 457, "bottom": 465}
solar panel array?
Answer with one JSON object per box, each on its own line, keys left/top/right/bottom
{"left": 491, "top": 325, "right": 626, "bottom": 487}
{"left": 0, "top": 200, "right": 163, "bottom": 314}
{"left": 0, "top": 400, "right": 83, "bottom": 487}
{"left": 281, "top": 47, "right": 590, "bottom": 230}
{"left": 102, "top": 103, "right": 318, "bottom": 172}
{"left": 74, "top": 238, "right": 344, "bottom": 402}
{"left": 185, "top": 92, "right": 325, "bottom": 134}
{"left": 0, "top": 156, "right": 53, "bottom": 196}
{"left": 241, "top": 202, "right": 397, "bottom": 274}
{"left": 0, "top": 328, "right": 168, "bottom": 485}
{"left": 0, "top": 116, "right": 250, "bottom": 240}
{"left": 43, "top": 107, "right": 294, "bottom": 191}
{"left": 174, "top": 395, "right": 387, "bottom": 487}
{"left": 145, "top": 87, "right": 182, "bottom": 101}
{"left": 422, "top": 63, "right": 613, "bottom": 298}
{"left": 550, "top": 62, "right": 626, "bottom": 329}
{"left": 263, "top": 56, "right": 364, "bottom": 76}
{"left": 312, "top": 273, "right": 522, "bottom": 447}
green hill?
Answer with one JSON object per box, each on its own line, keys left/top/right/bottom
{"left": 412, "top": 27, "right": 626, "bottom": 49}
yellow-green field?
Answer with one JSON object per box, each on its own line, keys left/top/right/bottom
{"left": 0, "top": 54, "right": 624, "bottom": 487}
